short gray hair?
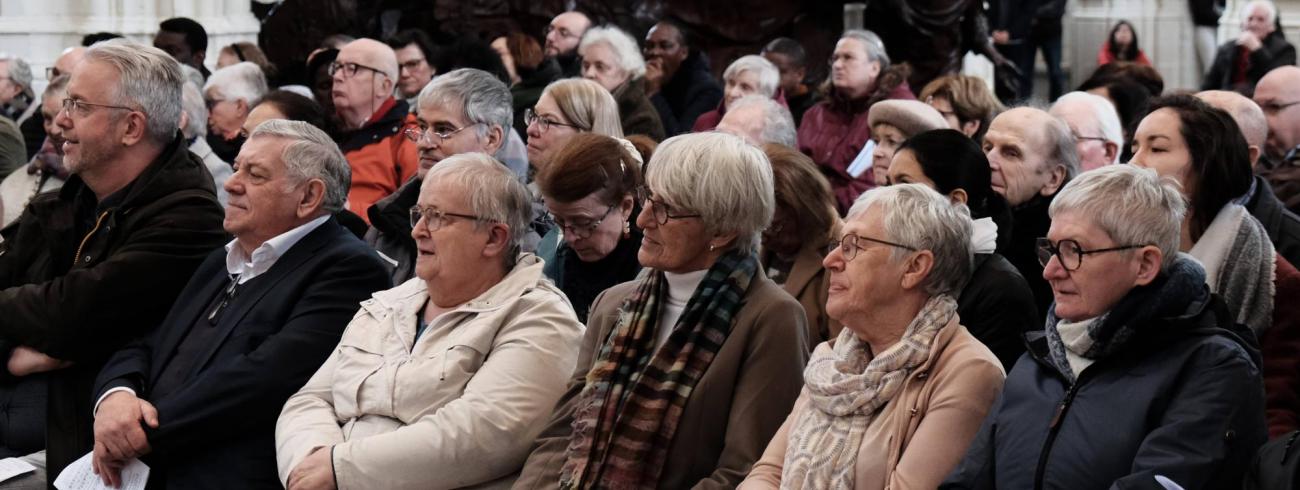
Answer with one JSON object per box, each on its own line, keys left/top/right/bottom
{"left": 180, "top": 81, "right": 208, "bottom": 138}
{"left": 1050, "top": 164, "right": 1186, "bottom": 270}
{"left": 1245, "top": 0, "right": 1278, "bottom": 24}
{"left": 249, "top": 119, "right": 352, "bottom": 213}
{"left": 723, "top": 55, "right": 780, "bottom": 99}
{"left": 424, "top": 152, "right": 532, "bottom": 265}
{"left": 1042, "top": 109, "right": 1081, "bottom": 180}
{"left": 579, "top": 25, "right": 646, "bottom": 79}
{"left": 647, "top": 132, "right": 774, "bottom": 252}
{"left": 204, "top": 61, "right": 269, "bottom": 107}
{"left": 0, "top": 55, "right": 33, "bottom": 97}
{"left": 1052, "top": 91, "right": 1123, "bottom": 164}
{"left": 44, "top": 74, "right": 70, "bottom": 101}
{"left": 847, "top": 183, "right": 973, "bottom": 295}
{"left": 841, "top": 29, "right": 890, "bottom": 67}
{"left": 419, "top": 68, "right": 513, "bottom": 141}
{"left": 728, "top": 95, "right": 796, "bottom": 147}
{"left": 84, "top": 39, "right": 184, "bottom": 144}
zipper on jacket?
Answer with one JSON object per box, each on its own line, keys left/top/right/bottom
{"left": 1034, "top": 381, "right": 1081, "bottom": 490}
{"left": 73, "top": 210, "right": 110, "bottom": 265}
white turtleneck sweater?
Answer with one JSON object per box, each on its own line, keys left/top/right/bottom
{"left": 655, "top": 270, "right": 708, "bottom": 350}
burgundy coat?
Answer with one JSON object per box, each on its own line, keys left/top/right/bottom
{"left": 1262, "top": 254, "right": 1300, "bottom": 437}
{"left": 797, "top": 83, "right": 915, "bottom": 213}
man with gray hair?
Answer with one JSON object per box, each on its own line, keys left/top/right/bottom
{"left": 1197, "top": 89, "right": 1300, "bottom": 265}
{"left": 0, "top": 54, "right": 34, "bottom": 122}
{"left": 332, "top": 38, "right": 421, "bottom": 220}
{"left": 716, "top": 94, "right": 796, "bottom": 148}
{"left": 0, "top": 38, "right": 227, "bottom": 483}
{"left": 983, "top": 106, "right": 1080, "bottom": 318}
{"left": 1049, "top": 91, "right": 1122, "bottom": 171}
{"left": 366, "top": 68, "right": 515, "bottom": 284}
{"left": 90, "top": 119, "right": 389, "bottom": 488}
{"left": 1202, "top": 0, "right": 1296, "bottom": 96}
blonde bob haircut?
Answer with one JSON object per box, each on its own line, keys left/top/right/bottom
{"left": 646, "top": 132, "right": 774, "bottom": 252}
{"left": 540, "top": 78, "right": 624, "bottom": 137}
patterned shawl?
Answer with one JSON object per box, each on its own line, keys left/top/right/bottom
{"left": 559, "top": 249, "right": 760, "bottom": 489}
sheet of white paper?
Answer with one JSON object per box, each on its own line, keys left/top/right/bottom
{"left": 0, "top": 458, "right": 37, "bottom": 483}
{"left": 53, "top": 452, "right": 149, "bottom": 490}
{"left": 846, "top": 139, "right": 876, "bottom": 179}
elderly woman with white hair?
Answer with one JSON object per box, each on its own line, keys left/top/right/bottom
{"left": 180, "top": 81, "right": 232, "bottom": 206}
{"left": 578, "top": 25, "right": 666, "bottom": 140}
{"left": 203, "top": 61, "right": 269, "bottom": 158}
{"left": 515, "top": 132, "right": 810, "bottom": 489}
{"left": 275, "top": 153, "right": 584, "bottom": 489}
{"left": 692, "top": 55, "right": 780, "bottom": 132}
{"left": 741, "top": 184, "right": 1005, "bottom": 490}
{"left": 717, "top": 94, "right": 797, "bottom": 147}
{"left": 943, "top": 164, "right": 1267, "bottom": 488}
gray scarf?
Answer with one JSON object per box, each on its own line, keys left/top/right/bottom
{"left": 1189, "top": 204, "right": 1275, "bottom": 336}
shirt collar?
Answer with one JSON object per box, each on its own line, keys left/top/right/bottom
{"left": 224, "top": 215, "right": 330, "bottom": 283}
{"left": 1231, "top": 175, "right": 1260, "bottom": 207}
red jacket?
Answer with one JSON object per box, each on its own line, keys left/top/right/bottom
{"left": 1096, "top": 42, "right": 1152, "bottom": 66}
{"left": 338, "top": 97, "right": 420, "bottom": 222}
{"left": 797, "top": 83, "right": 914, "bottom": 213}
{"left": 1263, "top": 254, "right": 1300, "bottom": 437}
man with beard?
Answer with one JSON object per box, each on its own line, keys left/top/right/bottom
{"left": 643, "top": 19, "right": 722, "bottom": 136}
{"left": 544, "top": 11, "right": 592, "bottom": 79}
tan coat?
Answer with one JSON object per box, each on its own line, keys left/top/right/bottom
{"left": 739, "top": 319, "right": 1005, "bottom": 490}
{"left": 275, "top": 255, "right": 584, "bottom": 489}
{"left": 513, "top": 273, "right": 810, "bottom": 489}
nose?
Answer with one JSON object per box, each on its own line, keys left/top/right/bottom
{"left": 1042, "top": 253, "right": 1067, "bottom": 281}
{"left": 526, "top": 119, "right": 542, "bottom": 139}
{"left": 54, "top": 106, "right": 72, "bottom": 129}
{"left": 635, "top": 202, "right": 654, "bottom": 230}
{"left": 582, "top": 66, "right": 597, "bottom": 80}
{"left": 822, "top": 244, "right": 844, "bottom": 271}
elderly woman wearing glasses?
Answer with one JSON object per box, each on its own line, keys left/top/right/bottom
{"left": 515, "top": 132, "right": 809, "bottom": 489}
{"left": 524, "top": 78, "right": 623, "bottom": 172}
{"left": 943, "top": 164, "right": 1266, "bottom": 489}
{"left": 275, "top": 153, "right": 584, "bottom": 489}
{"left": 740, "top": 184, "right": 1005, "bottom": 490}
{"left": 535, "top": 133, "right": 644, "bottom": 321}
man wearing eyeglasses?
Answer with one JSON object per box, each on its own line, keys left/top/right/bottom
{"left": 332, "top": 38, "right": 421, "bottom": 222}
{"left": 1049, "top": 91, "right": 1122, "bottom": 172}
{"left": 544, "top": 11, "right": 592, "bottom": 78}
{"left": 1254, "top": 66, "right": 1300, "bottom": 214}
{"left": 0, "top": 39, "right": 226, "bottom": 485}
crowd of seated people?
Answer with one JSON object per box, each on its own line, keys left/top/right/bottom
{"left": 0, "top": 3, "right": 1299, "bottom": 488}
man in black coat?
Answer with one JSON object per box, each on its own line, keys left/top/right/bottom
{"left": 0, "top": 39, "right": 228, "bottom": 485}
{"left": 1202, "top": 1, "right": 1296, "bottom": 97}
{"left": 90, "top": 120, "right": 390, "bottom": 488}
{"left": 643, "top": 19, "right": 723, "bottom": 136}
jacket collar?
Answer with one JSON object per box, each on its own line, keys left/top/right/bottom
{"left": 58, "top": 132, "right": 215, "bottom": 211}
{"left": 337, "top": 98, "right": 413, "bottom": 153}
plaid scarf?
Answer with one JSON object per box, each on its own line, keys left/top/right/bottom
{"left": 780, "top": 294, "right": 957, "bottom": 489}
{"left": 559, "top": 249, "right": 759, "bottom": 489}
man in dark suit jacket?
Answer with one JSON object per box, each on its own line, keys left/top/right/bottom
{"left": 1201, "top": 1, "right": 1296, "bottom": 97}
{"left": 89, "top": 120, "right": 390, "bottom": 489}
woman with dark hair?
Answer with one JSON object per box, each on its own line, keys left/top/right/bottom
{"left": 888, "top": 129, "right": 1036, "bottom": 370}
{"left": 536, "top": 133, "right": 645, "bottom": 321}
{"left": 1129, "top": 94, "right": 1300, "bottom": 436}
{"left": 241, "top": 90, "right": 327, "bottom": 135}
{"left": 1097, "top": 21, "right": 1151, "bottom": 66}
{"left": 761, "top": 143, "right": 842, "bottom": 346}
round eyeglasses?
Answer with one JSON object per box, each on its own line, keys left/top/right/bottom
{"left": 1036, "top": 238, "right": 1146, "bottom": 271}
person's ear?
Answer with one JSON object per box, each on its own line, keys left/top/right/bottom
{"left": 1104, "top": 140, "right": 1120, "bottom": 165}
{"left": 620, "top": 193, "right": 636, "bottom": 220}
{"left": 948, "top": 188, "right": 969, "bottom": 205}
{"left": 708, "top": 231, "right": 738, "bottom": 253}
{"left": 119, "top": 111, "right": 149, "bottom": 146}
{"left": 961, "top": 120, "right": 981, "bottom": 138}
{"left": 235, "top": 99, "right": 250, "bottom": 118}
{"left": 900, "top": 250, "right": 935, "bottom": 291}
{"left": 1040, "top": 164, "right": 1069, "bottom": 196}
{"left": 297, "top": 178, "right": 327, "bottom": 218}
{"left": 483, "top": 125, "right": 505, "bottom": 155}
{"left": 482, "top": 223, "right": 511, "bottom": 259}
{"left": 1133, "top": 245, "right": 1163, "bottom": 286}
{"left": 1248, "top": 145, "right": 1262, "bottom": 170}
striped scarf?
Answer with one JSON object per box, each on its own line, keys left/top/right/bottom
{"left": 559, "top": 249, "right": 759, "bottom": 489}
{"left": 780, "top": 294, "right": 957, "bottom": 489}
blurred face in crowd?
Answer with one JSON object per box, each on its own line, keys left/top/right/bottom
{"left": 0, "top": 61, "right": 22, "bottom": 106}
{"left": 1129, "top": 108, "right": 1197, "bottom": 201}
{"left": 886, "top": 149, "right": 939, "bottom": 191}
{"left": 1113, "top": 23, "right": 1134, "bottom": 48}
{"left": 870, "top": 123, "right": 907, "bottom": 187}
{"left": 395, "top": 43, "right": 434, "bottom": 98}
{"left": 545, "top": 12, "right": 591, "bottom": 58}
{"left": 763, "top": 51, "right": 805, "bottom": 94}
{"left": 224, "top": 135, "right": 318, "bottom": 253}
{"left": 644, "top": 23, "right": 689, "bottom": 81}
{"left": 56, "top": 60, "right": 132, "bottom": 176}
{"left": 1253, "top": 67, "right": 1300, "bottom": 160}
{"left": 983, "top": 108, "right": 1067, "bottom": 207}
{"left": 50, "top": 47, "right": 86, "bottom": 80}
{"left": 154, "top": 30, "right": 202, "bottom": 69}
{"left": 926, "top": 96, "right": 980, "bottom": 137}
{"left": 1042, "top": 212, "right": 1154, "bottom": 321}
{"left": 414, "top": 99, "right": 496, "bottom": 180}
{"left": 830, "top": 37, "right": 880, "bottom": 100}
{"left": 241, "top": 102, "right": 284, "bottom": 140}
{"left": 1243, "top": 3, "right": 1277, "bottom": 39}
{"left": 40, "top": 89, "right": 68, "bottom": 151}
{"left": 491, "top": 38, "right": 520, "bottom": 84}
{"left": 716, "top": 103, "right": 766, "bottom": 146}
{"left": 723, "top": 69, "right": 762, "bottom": 109}
{"left": 762, "top": 202, "right": 802, "bottom": 256}
{"left": 580, "top": 41, "right": 631, "bottom": 92}
{"left": 547, "top": 192, "right": 635, "bottom": 262}
{"left": 205, "top": 87, "right": 250, "bottom": 141}
{"left": 525, "top": 92, "right": 581, "bottom": 171}
{"left": 1051, "top": 100, "right": 1117, "bottom": 172}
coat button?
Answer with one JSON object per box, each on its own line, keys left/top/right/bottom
{"left": 84, "top": 255, "right": 91, "bottom": 262}
{"left": 1225, "top": 430, "right": 1236, "bottom": 440}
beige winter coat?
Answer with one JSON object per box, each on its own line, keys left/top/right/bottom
{"left": 275, "top": 254, "right": 584, "bottom": 489}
